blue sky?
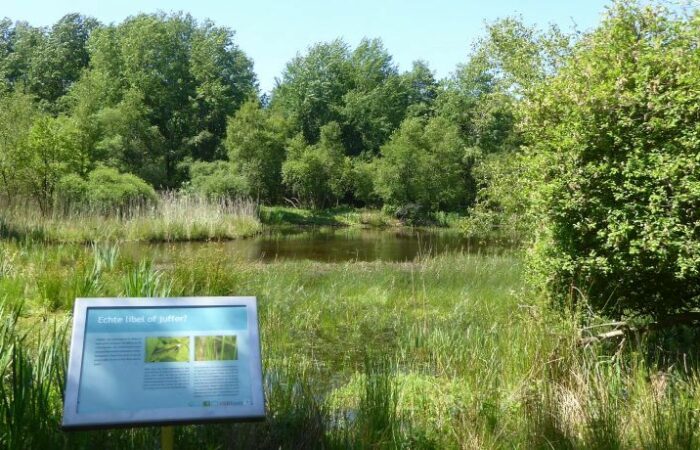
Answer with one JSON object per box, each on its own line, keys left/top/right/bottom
{"left": 3, "top": 0, "right": 615, "bottom": 93}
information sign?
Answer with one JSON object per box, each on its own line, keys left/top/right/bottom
{"left": 62, "top": 297, "right": 265, "bottom": 429}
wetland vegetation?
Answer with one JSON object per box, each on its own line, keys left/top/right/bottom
{"left": 1, "top": 1, "right": 700, "bottom": 449}
{"left": 2, "top": 242, "right": 700, "bottom": 449}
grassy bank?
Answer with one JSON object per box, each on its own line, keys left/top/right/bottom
{"left": 259, "top": 206, "right": 401, "bottom": 228}
{"left": 1, "top": 199, "right": 474, "bottom": 245}
{"left": 0, "top": 194, "right": 261, "bottom": 244}
{"left": 259, "top": 206, "right": 472, "bottom": 230}
{"left": 1, "top": 242, "right": 699, "bottom": 449}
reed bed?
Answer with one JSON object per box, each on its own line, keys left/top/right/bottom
{"left": 0, "top": 242, "right": 698, "bottom": 449}
{"left": 0, "top": 193, "right": 261, "bottom": 243}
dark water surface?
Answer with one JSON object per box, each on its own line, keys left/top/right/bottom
{"left": 130, "top": 228, "right": 503, "bottom": 263}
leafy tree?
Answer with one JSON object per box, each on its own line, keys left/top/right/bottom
{"left": 351, "top": 157, "right": 379, "bottom": 206}
{"left": 402, "top": 60, "right": 438, "bottom": 118}
{"left": 22, "top": 115, "right": 71, "bottom": 213}
{"left": 282, "top": 122, "right": 349, "bottom": 208}
{"left": 93, "top": 89, "right": 166, "bottom": 184}
{"left": 525, "top": 2, "right": 700, "bottom": 318}
{"left": 272, "top": 38, "right": 428, "bottom": 157}
{"left": 188, "top": 20, "right": 258, "bottom": 161}
{"left": 0, "top": 15, "right": 97, "bottom": 108}
{"left": 444, "top": 17, "right": 571, "bottom": 234}
{"left": 374, "top": 116, "right": 468, "bottom": 212}
{"left": 30, "top": 14, "right": 98, "bottom": 108}
{"left": 225, "top": 99, "right": 287, "bottom": 203}
{"left": 84, "top": 13, "right": 256, "bottom": 187}
{"left": 272, "top": 40, "right": 353, "bottom": 145}
{"left": 0, "top": 90, "right": 38, "bottom": 202}
{"left": 339, "top": 38, "right": 411, "bottom": 154}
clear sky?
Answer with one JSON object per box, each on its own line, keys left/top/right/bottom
{"left": 3, "top": 0, "right": 616, "bottom": 93}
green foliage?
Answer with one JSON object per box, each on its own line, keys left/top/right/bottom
{"left": 87, "top": 167, "right": 157, "bottom": 211}
{"left": 57, "top": 167, "right": 156, "bottom": 212}
{"left": 23, "top": 116, "right": 72, "bottom": 214}
{"left": 350, "top": 158, "right": 379, "bottom": 206}
{"left": 463, "top": 151, "right": 538, "bottom": 242}
{"left": 186, "top": 160, "right": 247, "bottom": 200}
{"left": 271, "top": 38, "right": 438, "bottom": 158}
{"left": 0, "top": 14, "right": 97, "bottom": 109}
{"left": 0, "top": 90, "right": 38, "bottom": 202}
{"left": 282, "top": 122, "right": 350, "bottom": 208}
{"left": 63, "top": 12, "right": 256, "bottom": 187}
{"left": 55, "top": 174, "right": 88, "bottom": 206}
{"left": 271, "top": 40, "right": 353, "bottom": 145}
{"left": 525, "top": 2, "right": 700, "bottom": 317}
{"left": 225, "top": 100, "right": 286, "bottom": 203}
{"left": 374, "top": 116, "right": 468, "bottom": 212}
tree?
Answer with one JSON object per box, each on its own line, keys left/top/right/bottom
{"left": 93, "top": 89, "right": 166, "bottom": 184}
{"left": 374, "top": 116, "right": 468, "bottom": 212}
{"left": 0, "top": 90, "right": 37, "bottom": 202}
{"left": 84, "top": 13, "right": 256, "bottom": 187}
{"left": 225, "top": 99, "right": 286, "bottom": 203}
{"left": 22, "top": 115, "right": 71, "bottom": 213}
{"left": 525, "top": 2, "right": 700, "bottom": 318}
{"left": 271, "top": 40, "right": 353, "bottom": 145}
{"left": 402, "top": 60, "right": 438, "bottom": 118}
{"left": 31, "top": 14, "right": 98, "bottom": 108}
{"left": 0, "top": 15, "right": 98, "bottom": 109}
{"left": 282, "top": 122, "right": 349, "bottom": 208}
{"left": 442, "top": 17, "right": 571, "bottom": 234}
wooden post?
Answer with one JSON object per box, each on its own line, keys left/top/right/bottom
{"left": 161, "top": 426, "right": 174, "bottom": 450}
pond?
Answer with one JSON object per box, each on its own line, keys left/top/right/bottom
{"left": 129, "top": 228, "right": 502, "bottom": 263}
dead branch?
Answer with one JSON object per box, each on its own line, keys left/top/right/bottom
{"left": 579, "top": 312, "right": 700, "bottom": 345}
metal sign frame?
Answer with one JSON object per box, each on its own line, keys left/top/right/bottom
{"left": 62, "top": 297, "right": 265, "bottom": 430}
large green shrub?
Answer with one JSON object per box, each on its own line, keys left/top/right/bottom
{"left": 526, "top": 2, "right": 700, "bottom": 318}
{"left": 58, "top": 167, "right": 157, "bottom": 212}
{"left": 187, "top": 161, "right": 247, "bottom": 200}
{"left": 87, "top": 167, "right": 157, "bottom": 211}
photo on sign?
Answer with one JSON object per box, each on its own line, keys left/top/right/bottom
{"left": 195, "top": 335, "right": 238, "bottom": 361}
{"left": 145, "top": 336, "right": 190, "bottom": 363}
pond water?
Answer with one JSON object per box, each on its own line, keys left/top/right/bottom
{"left": 130, "top": 228, "right": 502, "bottom": 263}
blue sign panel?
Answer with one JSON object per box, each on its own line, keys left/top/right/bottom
{"left": 62, "top": 297, "right": 265, "bottom": 429}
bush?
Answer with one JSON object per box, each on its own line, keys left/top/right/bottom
{"left": 352, "top": 158, "right": 380, "bottom": 206}
{"left": 525, "top": 3, "right": 700, "bottom": 318}
{"left": 187, "top": 161, "right": 248, "bottom": 200}
{"left": 463, "top": 151, "right": 537, "bottom": 242}
{"left": 87, "top": 167, "right": 157, "bottom": 211}
{"left": 58, "top": 167, "right": 157, "bottom": 212}
{"left": 56, "top": 174, "right": 88, "bottom": 207}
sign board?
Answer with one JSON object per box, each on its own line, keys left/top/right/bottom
{"left": 62, "top": 297, "right": 265, "bottom": 430}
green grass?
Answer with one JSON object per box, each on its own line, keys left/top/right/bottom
{"left": 0, "top": 241, "right": 699, "bottom": 449}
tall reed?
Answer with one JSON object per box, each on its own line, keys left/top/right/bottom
{"left": 0, "top": 193, "right": 261, "bottom": 243}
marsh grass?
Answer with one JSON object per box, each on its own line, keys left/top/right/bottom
{"left": 1, "top": 243, "right": 700, "bottom": 449}
{"left": 0, "top": 193, "right": 261, "bottom": 244}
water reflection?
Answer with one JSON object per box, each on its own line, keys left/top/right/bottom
{"left": 128, "top": 228, "right": 501, "bottom": 263}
